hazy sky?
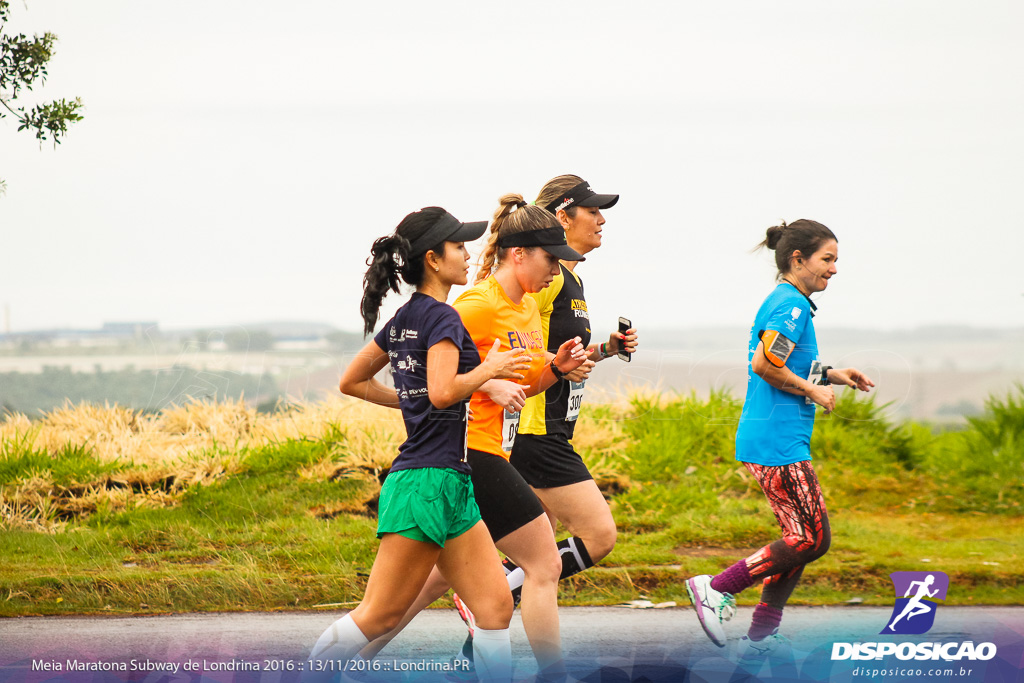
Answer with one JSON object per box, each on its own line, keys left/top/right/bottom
{"left": 2, "top": 1, "right": 1022, "bottom": 337}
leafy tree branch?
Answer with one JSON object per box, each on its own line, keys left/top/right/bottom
{"left": 1, "top": 0, "right": 83, "bottom": 192}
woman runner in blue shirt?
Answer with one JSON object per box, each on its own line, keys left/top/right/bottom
{"left": 685, "top": 219, "right": 874, "bottom": 661}
{"left": 309, "top": 207, "right": 533, "bottom": 682}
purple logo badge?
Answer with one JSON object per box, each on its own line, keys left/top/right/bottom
{"left": 880, "top": 571, "right": 949, "bottom": 635}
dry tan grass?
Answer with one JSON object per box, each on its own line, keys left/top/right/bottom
{"left": 0, "top": 455, "right": 246, "bottom": 533}
{"left": 0, "top": 495, "right": 69, "bottom": 533}
{"left": 1, "top": 395, "right": 632, "bottom": 531}
{"left": 1, "top": 397, "right": 406, "bottom": 467}
{"left": 262, "top": 399, "right": 405, "bottom": 475}
{"left": 0, "top": 397, "right": 408, "bottom": 531}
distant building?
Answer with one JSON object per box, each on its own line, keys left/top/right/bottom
{"left": 274, "top": 336, "right": 332, "bottom": 351}
{"left": 0, "top": 321, "right": 161, "bottom": 351}
{"left": 101, "top": 322, "right": 160, "bottom": 339}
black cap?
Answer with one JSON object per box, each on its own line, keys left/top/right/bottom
{"left": 497, "top": 226, "right": 585, "bottom": 262}
{"left": 407, "top": 210, "right": 488, "bottom": 258}
{"left": 542, "top": 180, "right": 619, "bottom": 214}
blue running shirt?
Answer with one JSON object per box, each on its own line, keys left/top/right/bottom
{"left": 373, "top": 293, "right": 481, "bottom": 474}
{"left": 735, "top": 283, "right": 819, "bottom": 466}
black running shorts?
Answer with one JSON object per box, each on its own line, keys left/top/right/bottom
{"left": 467, "top": 448, "right": 547, "bottom": 542}
{"left": 510, "top": 433, "right": 593, "bottom": 489}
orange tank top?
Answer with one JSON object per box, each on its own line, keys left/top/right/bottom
{"left": 453, "top": 277, "right": 548, "bottom": 459}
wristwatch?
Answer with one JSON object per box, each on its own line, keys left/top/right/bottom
{"left": 820, "top": 365, "right": 833, "bottom": 385}
{"left": 549, "top": 359, "right": 567, "bottom": 380}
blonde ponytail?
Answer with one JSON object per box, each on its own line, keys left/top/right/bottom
{"left": 474, "top": 193, "right": 553, "bottom": 283}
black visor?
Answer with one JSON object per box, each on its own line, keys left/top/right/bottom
{"left": 497, "top": 226, "right": 585, "bottom": 262}
{"left": 542, "top": 180, "right": 619, "bottom": 214}
{"left": 407, "top": 210, "right": 488, "bottom": 258}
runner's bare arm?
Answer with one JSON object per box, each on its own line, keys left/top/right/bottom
{"left": 340, "top": 340, "right": 400, "bottom": 408}
{"left": 426, "top": 338, "right": 530, "bottom": 409}
{"left": 751, "top": 341, "right": 835, "bottom": 412}
{"left": 826, "top": 367, "right": 875, "bottom": 392}
{"left": 526, "top": 336, "right": 587, "bottom": 397}
{"left": 479, "top": 379, "right": 528, "bottom": 413}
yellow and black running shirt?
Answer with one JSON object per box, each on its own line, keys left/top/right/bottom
{"left": 519, "top": 264, "right": 592, "bottom": 439}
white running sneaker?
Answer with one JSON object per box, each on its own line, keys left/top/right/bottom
{"left": 452, "top": 592, "right": 476, "bottom": 637}
{"left": 685, "top": 574, "right": 736, "bottom": 647}
{"left": 734, "top": 630, "right": 793, "bottom": 663}
{"left": 444, "top": 649, "right": 475, "bottom": 683}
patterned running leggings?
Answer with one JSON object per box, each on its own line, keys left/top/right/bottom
{"left": 743, "top": 460, "right": 831, "bottom": 608}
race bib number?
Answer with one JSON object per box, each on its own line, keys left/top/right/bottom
{"left": 566, "top": 381, "right": 585, "bottom": 422}
{"left": 501, "top": 408, "right": 520, "bottom": 452}
{"left": 805, "top": 359, "right": 825, "bottom": 405}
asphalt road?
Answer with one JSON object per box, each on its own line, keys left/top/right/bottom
{"left": 1, "top": 606, "right": 1022, "bottom": 682}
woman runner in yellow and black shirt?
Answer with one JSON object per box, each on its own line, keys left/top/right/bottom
{"left": 501, "top": 175, "right": 639, "bottom": 603}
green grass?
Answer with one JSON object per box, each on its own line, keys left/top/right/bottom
{"left": 2, "top": 387, "right": 1023, "bottom": 615}
{"left": 1, "top": 439, "right": 380, "bottom": 615}
{"left": 0, "top": 437, "right": 123, "bottom": 486}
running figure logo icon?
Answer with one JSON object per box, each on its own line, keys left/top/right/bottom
{"left": 880, "top": 571, "right": 949, "bottom": 635}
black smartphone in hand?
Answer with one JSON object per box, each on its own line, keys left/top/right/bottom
{"left": 617, "top": 317, "right": 631, "bottom": 362}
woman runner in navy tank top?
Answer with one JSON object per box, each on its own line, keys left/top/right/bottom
{"left": 309, "top": 207, "right": 534, "bottom": 682}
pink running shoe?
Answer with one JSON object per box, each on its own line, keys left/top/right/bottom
{"left": 452, "top": 592, "right": 476, "bottom": 638}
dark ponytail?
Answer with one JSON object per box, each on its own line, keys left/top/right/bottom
{"left": 360, "top": 234, "right": 411, "bottom": 336}
{"left": 359, "top": 207, "right": 448, "bottom": 335}
{"left": 756, "top": 219, "right": 837, "bottom": 277}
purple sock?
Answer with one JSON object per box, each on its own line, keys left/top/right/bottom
{"left": 710, "top": 560, "right": 754, "bottom": 595}
{"left": 748, "top": 603, "right": 784, "bottom": 641}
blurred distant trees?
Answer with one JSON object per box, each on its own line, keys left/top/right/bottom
{"left": 223, "top": 330, "right": 276, "bottom": 352}
{"left": 0, "top": 0, "right": 83, "bottom": 194}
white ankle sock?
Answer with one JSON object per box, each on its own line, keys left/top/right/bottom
{"left": 506, "top": 567, "right": 525, "bottom": 594}
{"left": 472, "top": 626, "right": 511, "bottom": 682}
{"left": 310, "top": 614, "right": 370, "bottom": 662}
